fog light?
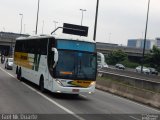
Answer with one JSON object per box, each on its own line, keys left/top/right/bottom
{"left": 57, "top": 91, "right": 61, "bottom": 93}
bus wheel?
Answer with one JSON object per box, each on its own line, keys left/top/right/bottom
{"left": 40, "top": 76, "right": 45, "bottom": 92}
{"left": 16, "top": 66, "right": 18, "bottom": 74}
{"left": 72, "top": 94, "right": 79, "bottom": 97}
{"left": 17, "top": 68, "right": 22, "bottom": 81}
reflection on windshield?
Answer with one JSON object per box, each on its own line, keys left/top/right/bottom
{"left": 55, "top": 50, "right": 96, "bottom": 80}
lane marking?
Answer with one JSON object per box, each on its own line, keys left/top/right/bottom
{"left": 129, "top": 116, "right": 141, "bottom": 120}
{"left": 0, "top": 66, "right": 85, "bottom": 120}
{"left": 0, "top": 67, "right": 16, "bottom": 78}
{"left": 22, "top": 83, "right": 85, "bottom": 120}
{"left": 1, "top": 66, "right": 160, "bottom": 115}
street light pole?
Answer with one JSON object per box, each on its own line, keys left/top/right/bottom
{"left": 23, "top": 24, "right": 26, "bottom": 34}
{"left": 10, "top": 39, "right": 13, "bottom": 57}
{"left": 35, "top": 0, "right": 40, "bottom": 35}
{"left": 141, "top": 0, "right": 151, "bottom": 73}
{"left": 53, "top": 21, "right": 58, "bottom": 30}
{"left": 42, "top": 20, "right": 44, "bottom": 34}
{"left": 3, "top": 27, "right": 5, "bottom": 32}
{"left": 19, "top": 13, "right": 23, "bottom": 34}
{"left": 93, "top": 0, "right": 99, "bottom": 41}
{"left": 80, "top": 9, "right": 86, "bottom": 26}
{"left": 108, "top": 32, "right": 111, "bottom": 43}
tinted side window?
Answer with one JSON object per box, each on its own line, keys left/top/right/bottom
{"left": 40, "top": 39, "right": 48, "bottom": 55}
{"left": 21, "top": 40, "right": 26, "bottom": 52}
{"left": 28, "top": 40, "right": 35, "bottom": 53}
{"left": 15, "top": 38, "right": 48, "bottom": 55}
{"left": 36, "top": 39, "right": 48, "bottom": 55}
{"left": 15, "top": 40, "right": 23, "bottom": 52}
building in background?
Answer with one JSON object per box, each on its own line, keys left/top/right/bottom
{"left": 156, "top": 38, "right": 160, "bottom": 48}
{"left": 127, "top": 39, "right": 156, "bottom": 49}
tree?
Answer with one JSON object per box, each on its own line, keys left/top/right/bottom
{"left": 107, "top": 49, "right": 128, "bottom": 65}
{"left": 145, "top": 46, "right": 160, "bottom": 71}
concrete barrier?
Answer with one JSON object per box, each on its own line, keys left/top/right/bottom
{"left": 96, "top": 77, "right": 160, "bottom": 109}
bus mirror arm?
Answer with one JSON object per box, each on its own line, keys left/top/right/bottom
{"left": 51, "top": 27, "right": 62, "bottom": 35}
{"left": 52, "top": 48, "right": 58, "bottom": 68}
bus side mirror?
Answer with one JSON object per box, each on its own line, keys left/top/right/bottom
{"left": 52, "top": 47, "right": 58, "bottom": 68}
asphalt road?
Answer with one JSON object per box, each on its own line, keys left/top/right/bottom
{"left": 0, "top": 63, "right": 160, "bottom": 120}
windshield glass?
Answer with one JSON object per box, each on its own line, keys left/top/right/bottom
{"left": 55, "top": 50, "right": 96, "bottom": 80}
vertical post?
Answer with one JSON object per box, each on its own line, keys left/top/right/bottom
{"left": 53, "top": 21, "right": 58, "bottom": 35}
{"left": 141, "top": 0, "right": 150, "bottom": 73}
{"left": 3, "top": 27, "right": 5, "bottom": 32}
{"left": 42, "top": 20, "right": 44, "bottom": 34}
{"left": 35, "top": 0, "right": 40, "bottom": 35}
{"left": 19, "top": 14, "right": 23, "bottom": 34}
{"left": 81, "top": 10, "right": 83, "bottom": 26}
{"left": 93, "top": 0, "right": 99, "bottom": 41}
{"left": 108, "top": 32, "right": 111, "bottom": 43}
{"left": 10, "top": 39, "right": 13, "bottom": 57}
{"left": 80, "top": 9, "right": 86, "bottom": 26}
{"left": 24, "top": 24, "right": 26, "bottom": 34}
{"left": 53, "top": 21, "right": 58, "bottom": 30}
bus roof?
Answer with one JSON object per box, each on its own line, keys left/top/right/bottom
{"left": 16, "top": 34, "right": 95, "bottom": 43}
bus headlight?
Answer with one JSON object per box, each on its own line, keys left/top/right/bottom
{"left": 89, "top": 81, "right": 96, "bottom": 87}
{"left": 55, "top": 79, "right": 63, "bottom": 86}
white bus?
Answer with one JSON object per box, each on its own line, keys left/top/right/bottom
{"left": 14, "top": 35, "right": 97, "bottom": 94}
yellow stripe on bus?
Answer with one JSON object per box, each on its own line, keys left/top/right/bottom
{"left": 14, "top": 52, "right": 33, "bottom": 70}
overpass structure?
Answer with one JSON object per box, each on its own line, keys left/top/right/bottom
{"left": 0, "top": 32, "right": 28, "bottom": 56}
{"left": 96, "top": 42, "right": 150, "bottom": 58}
{"left": 0, "top": 32, "right": 150, "bottom": 58}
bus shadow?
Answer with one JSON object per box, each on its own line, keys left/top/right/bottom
{"left": 22, "top": 79, "right": 89, "bottom": 101}
{"left": 48, "top": 93, "right": 89, "bottom": 101}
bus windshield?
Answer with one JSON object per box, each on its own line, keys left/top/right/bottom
{"left": 54, "top": 50, "right": 96, "bottom": 80}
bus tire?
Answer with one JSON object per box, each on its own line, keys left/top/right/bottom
{"left": 40, "top": 76, "right": 45, "bottom": 93}
{"left": 72, "top": 94, "right": 79, "bottom": 97}
{"left": 16, "top": 66, "right": 18, "bottom": 74}
{"left": 17, "top": 68, "right": 19, "bottom": 79}
{"left": 17, "top": 68, "right": 22, "bottom": 81}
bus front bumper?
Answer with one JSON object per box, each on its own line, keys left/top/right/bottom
{"left": 52, "top": 80, "right": 96, "bottom": 94}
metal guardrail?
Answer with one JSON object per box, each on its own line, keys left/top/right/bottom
{"left": 98, "top": 68, "right": 160, "bottom": 92}
{"left": 99, "top": 67, "right": 160, "bottom": 82}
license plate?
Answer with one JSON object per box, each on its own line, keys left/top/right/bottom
{"left": 72, "top": 89, "right": 79, "bottom": 92}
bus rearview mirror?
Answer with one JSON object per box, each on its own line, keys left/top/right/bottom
{"left": 52, "top": 47, "right": 58, "bottom": 68}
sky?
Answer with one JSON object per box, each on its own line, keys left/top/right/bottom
{"left": 0, "top": 0, "right": 160, "bottom": 45}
